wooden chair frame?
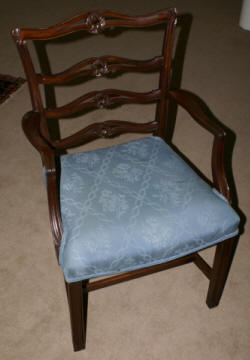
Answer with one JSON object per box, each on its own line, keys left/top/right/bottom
{"left": 12, "top": 8, "right": 239, "bottom": 351}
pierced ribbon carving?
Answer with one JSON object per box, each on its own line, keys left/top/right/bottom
{"left": 95, "top": 93, "right": 111, "bottom": 109}
{"left": 85, "top": 13, "right": 106, "bottom": 34}
{"left": 100, "top": 125, "right": 113, "bottom": 138}
{"left": 92, "top": 58, "right": 109, "bottom": 77}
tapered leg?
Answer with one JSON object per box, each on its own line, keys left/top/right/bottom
{"left": 66, "top": 280, "right": 89, "bottom": 351}
{"left": 206, "top": 237, "right": 238, "bottom": 308}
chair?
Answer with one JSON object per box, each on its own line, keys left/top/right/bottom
{"left": 12, "top": 8, "right": 240, "bottom": 351}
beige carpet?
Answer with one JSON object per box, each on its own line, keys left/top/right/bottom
{"left": 1, "top": 0, "right": 250, "bottom": 359}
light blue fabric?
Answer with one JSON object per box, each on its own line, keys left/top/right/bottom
{"left": 59, "top": 136, "right": 239, "bottom": 283}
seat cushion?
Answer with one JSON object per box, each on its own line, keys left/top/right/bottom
{"left": 59, "top": 136, "right": 239, "bottom": 283}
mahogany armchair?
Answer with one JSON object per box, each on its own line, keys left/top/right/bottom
{"left": 12, "top": 8, "right": 240, "bottom": 352}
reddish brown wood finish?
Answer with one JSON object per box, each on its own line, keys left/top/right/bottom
{"left": 37, "top": 55, "right": 164, "bottom": 84}
{"left": 87, "top": 253, "right": 195, "bottom": 292}
{"left": 45, "top": 89, "right": 161, "bottom": 119}
{"left": 206, "top": 237, "right": 238, "bottom": 308}
{"left": 66, "top": 280, "right": 88, "bottom": 351}
{"left": 12, "top": 8, "right": 177, "bottom": 143}
{"left": 22, "top": 111, "right": 62, "bottom": 254}
{"left": 193, "top": 253, "right": 212, "bottom": 280}
{"left": 168, "top": 89, "right": 231, "bottom": 201}
{"left": 52, "top": 119, "right": 158, "bottom": 150}
{"left": 12, "top": 9, "right": 177, "bottom": 40}
{"left": 13, "top": 8, "right": 239, "bottom": 352}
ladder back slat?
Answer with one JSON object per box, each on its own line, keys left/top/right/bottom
{"left": 52, "top": 120, "right": 158, "bottom": 149}
{"left": 37, "top": 56, "right": 164, "bottom": 84}
{"left": 45, "top": 89, "right": 161, "bottom": 119}
{"left": 12, "top": 8, "right": 177, "bottom": 146}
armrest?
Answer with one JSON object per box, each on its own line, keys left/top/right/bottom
{"left": 168, "top": 89, "right": 226, "bottom": 137}
{"left": 168, "top": 89, "right": 231, "bottom": 202}
{"left": 22, "top": 111, "right": 56, "bottom": 174}
{"left": 22, "top": 111, "right": 63, "bottom": 252}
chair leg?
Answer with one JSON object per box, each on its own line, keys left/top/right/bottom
{"left": 206, "top": 237, "right": 238, "bottom": 309}
{"left": 66, "top": 280, "right": 89, "bottom": 351}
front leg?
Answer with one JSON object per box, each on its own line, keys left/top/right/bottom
{"left": 66, "top": 280, "right": 89, "bottom": 351}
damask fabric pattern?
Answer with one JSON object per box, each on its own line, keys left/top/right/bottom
{"left": 59, "top": 136, "right": 239, "bottom": 283}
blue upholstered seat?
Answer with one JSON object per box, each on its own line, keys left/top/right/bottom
{"left": 59, "top": 136, "right": 239, "bottom": 283}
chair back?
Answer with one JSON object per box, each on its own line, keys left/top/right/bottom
{"left": 12, "top": 9, "right": 177, "bottom": 149}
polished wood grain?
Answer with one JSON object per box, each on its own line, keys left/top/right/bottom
{"left": 37, "top": 55, "right": 164, "bottom": 84}
{"left": 193, "top": 253, "right": 212, "bottom": 280}
{"left": 66, "top": 280, "right": 88, "bottom": 351}
{"left": 155, "top": 14, "right": 177, "bottom": 138}
{"left": 12, "top": 8, "right": 177, "bottom": 144}
{"left": 206, "top": 237, "right": 238, "bottom": 308}
{"left": 12, "top": 8, "right": 239, "bottom": 352}
{"left": 22, "top": 111, "right": 62, "bottom": 253}
{"left": 87, "top": 254, "right": 195, "bottom": 292}
{"left": 51, "top": 119, "right": 158, "bottom": 150}
{"left": 45, "top": 89, "right": 161, "bottom": 119}
{"left": 12, "top": 9, "right": 177, "bottom": 40}
{"left": 168, "top": 89, "right": 231, "bottom": 201}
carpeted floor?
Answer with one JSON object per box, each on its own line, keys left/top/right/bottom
{"left": 1, "top": 1, "right": 249, "bottom": 359}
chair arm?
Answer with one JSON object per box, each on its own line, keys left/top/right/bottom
{"left": 22, "top": 111, "right": 56, "bottom": 173}
{"left": 168, "top": 89, "right": 231, "bottom": 202}
{"left": 22, "top": 111, "right": 63, "bottom": 252}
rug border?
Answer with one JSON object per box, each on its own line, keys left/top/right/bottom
{"left": 0, "top": 74, "right": 26, "bottom": 105}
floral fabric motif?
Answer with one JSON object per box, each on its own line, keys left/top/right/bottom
{"left": 112, "top": 163, "right": 143, "bottom": 183}
{"left": 59, "top": 136, "right": 239, "bottom": 283}
{"left": 99, "top": 190, "right": 129, "bottom": 218}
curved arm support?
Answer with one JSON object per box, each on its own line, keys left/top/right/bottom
{"left": 168, "top": 89, "right": 231, "bottom": 202}
{"left": 211, "top": 135, "right": 231, "bottom": 202}
{"left": 22, "top": 111, "right": 63, "bottom": 254}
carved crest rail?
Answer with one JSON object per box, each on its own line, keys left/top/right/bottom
{"left": 12, "top": 9, "right": 177, "bottom": 40}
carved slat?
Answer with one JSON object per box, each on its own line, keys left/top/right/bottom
{"left": 45, "top": 89, "right": 161, "bottom": 119}
{"left": 37, "top": 56, "right": 164, "bottom": 84}
{"left": 12, "top": 9, "right": 177, "bottom": 41}
{"left": 51, "top": 120, "right": 158, "bottom": 149}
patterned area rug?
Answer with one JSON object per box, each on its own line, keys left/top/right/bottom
{"left": 0, "top": 74, "right": 25, "bottom": 105}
